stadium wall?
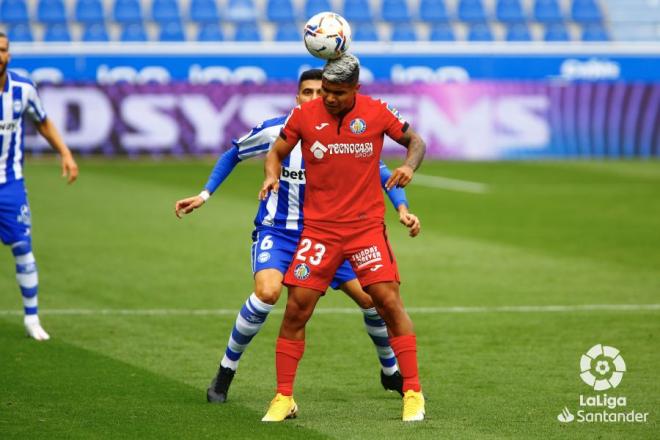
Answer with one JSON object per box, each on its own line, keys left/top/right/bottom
{"left": 13, "top": 42, "right": 660, "bottom": 159}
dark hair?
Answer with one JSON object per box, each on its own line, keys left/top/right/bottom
{"left": 0, "top": 32, "right": 7, "bottom": 40}
{"left": 298, "top": 68, "right": 323, "bottom": 89}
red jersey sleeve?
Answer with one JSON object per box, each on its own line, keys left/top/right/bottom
{"left": 280, "top": 105, "right": 303, "bottom": 147}
{"left": 379, "top": 100, "right": 409, "bottom": 141}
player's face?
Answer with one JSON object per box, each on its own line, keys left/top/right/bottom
{"left": 321, "top": 79, "right": 360, "bottom": 115}
{"left": 296, "top": 79, "right": 322, "bottom": 105}
{"left": 0, "top": 37, "right": 9, "bottom": 77}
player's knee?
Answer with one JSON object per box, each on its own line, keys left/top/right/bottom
{"left": 255, "top": 286, "right": 281, "bottom": 305}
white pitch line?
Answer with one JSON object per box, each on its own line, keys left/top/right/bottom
{"left": 0, "top": 304, "right": 658, "bottom": 317}
{"left": 413, "top": 174, "right": 490, "bottom": 194}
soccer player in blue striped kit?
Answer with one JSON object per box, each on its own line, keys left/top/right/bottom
{"left": 0, "top": 33, "right": 79, "bottom": 340}
{"left": 175, "top": 69, "right": 421, "bottom": 403}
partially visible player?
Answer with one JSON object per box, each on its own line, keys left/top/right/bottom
{"left": 175, "top": 69, "right": 421, "bottom": 403}
{"left": 0, "top": 32, "right": 79, "bottom": 340}
{"left": 260, "top": 54, "right": 426, "bottom": 422}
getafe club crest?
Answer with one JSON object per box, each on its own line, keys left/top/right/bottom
{"left": 294, "top": 263, "right": 311, "bottom": 280}
{"left": 349, "top": 118, "right": 366, "bottom": 134}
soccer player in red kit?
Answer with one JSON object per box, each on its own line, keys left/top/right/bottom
{"left": 259, "top": 53, "right": 427, "bottom": 422}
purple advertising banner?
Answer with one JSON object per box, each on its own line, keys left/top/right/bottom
{"left": 25, "top": 82, "right": 659, "bottom": 159}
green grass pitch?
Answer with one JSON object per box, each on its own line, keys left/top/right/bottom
{"left": 0, "top": 158, "right": 658, "bottom": 439}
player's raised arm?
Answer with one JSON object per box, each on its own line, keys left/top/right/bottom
{"left": 34, "top": 117, "right": 78, "bottom": 184}
{"left": 385, "top": 126, "right": 426, "bottom": 190}
{"left": 260, "top": 136, "right": 295, "bottom": 200}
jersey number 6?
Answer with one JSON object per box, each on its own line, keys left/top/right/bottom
{"left": 296, "top": 238, "right": 326, "bottom": 266}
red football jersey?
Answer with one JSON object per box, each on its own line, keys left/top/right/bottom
{"left": 280, "top": 94, "right": 408, "bottom": 224}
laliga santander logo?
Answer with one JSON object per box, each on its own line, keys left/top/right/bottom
{"left": 580, "top": 344, "right": 626, "bottom": 391}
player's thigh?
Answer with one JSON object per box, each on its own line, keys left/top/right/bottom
{"left": 284, "top": 226, "right": 343, "bottom": 293}
{"left": 0, "top": 182, "right": 31, "bottom": 246}
{"left": 345, "top": 223, "right": 400, "bottom": 287}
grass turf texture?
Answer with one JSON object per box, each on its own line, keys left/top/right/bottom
{"left": 0, "top": 159, "right": 658, "bottom": 439}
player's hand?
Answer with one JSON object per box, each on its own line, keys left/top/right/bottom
{"left": 61, "top": 154, "right": 78, "bottom": 184}
{"left": 175, "top": 196, "right": 205, "bottom": 219}
{"left": 259, "top": 177, "right": 279, "bottom": 200}
{"left": 385, "top": 164, "right": 414, "bottom": 190}
{"left": 399, "top": 211, "right": 421, "bottom": 237}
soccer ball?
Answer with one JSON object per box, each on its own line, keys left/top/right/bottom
{"left": 303, "top": 12, "right": 352, "bottom": 60}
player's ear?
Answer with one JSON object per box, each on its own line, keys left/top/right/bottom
{"left": 354, "top": 83, "right": 361, "bottom": 92}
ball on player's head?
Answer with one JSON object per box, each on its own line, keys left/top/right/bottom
{"left": 303, "top": 12, "right": 351, "bottom": 60}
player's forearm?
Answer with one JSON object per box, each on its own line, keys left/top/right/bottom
{"left": 36, "top": 119, "right": 73, "bottom": 158}
{"left": 380, "top": 163, "right": 409, "bottom": 210}
{"left": 403, "top": 136, "right": 426, "bottom": 171}
{"left": 264, "top": 147, "right": 284, "bottom": 181}
{"left": 204, "top": 146, "right": 241, "bottom": 194}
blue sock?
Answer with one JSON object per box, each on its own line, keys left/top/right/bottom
{"left": 220, "top": 293, "right": 274, "bottom": 371}
{"left": 362, "top": 307, "right": 399, "bottom": 376}
{"left": 12, "top": 241, "right": 39, "bottom": 316}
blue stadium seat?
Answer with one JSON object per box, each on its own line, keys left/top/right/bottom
{"left": 227, "top": 0, "right": 257, "bottom": 23}
{"left": 458, "top": 0, "right": 488, "bottom": 23}
{"left": 38, "top": 0, "right": 68, "bottom": 23}
{"left": 534, "top": 0, "right": 563, "bottom": 23}
{"left": 304, "top": 0, "right": 331, "bottom": 19}
{"left": 506, "top": 23, "right": 532, "bottom": 40}
{"left": 114, "top": 0, "right": 143, "bottom": 23}
{"left": 343, "top": 0, "right": 373, "bottom": 23}
{"left": 275, "top": 22, "right": 300, "bottom": 41}
{"left": 152, "top": 0, "right": 181, "bottom": 23}
{"left": 571, "top": 0, "right": 602, "bottom": 23}
{"left": 233, "top": 22, "right": 262, "bottom": 41}
{"left": 189, "top": 0, "right": 220, "bottom": 23}
{"left": 419, "top": 0, "right": 450, "bottom": 23}
{"left": 544, "top": 22, "right": 570, "bottom": 41}
{"left": 1, "top": 0, "right": 29, "bottom": 24}
{"left": 429, "top": 22, "right": 455, "bottom": 40}
{"left": 7, "top": 23, "right": 33, "bottom": 42}
{"left": 197, "top": 22, "right": 224, "bottom": 41}
{"left": 75, "top": 0, "right": 105, "bottom": 23}
{"left": 352, "top": 22, "right": 379, "bottom": 41}
{"left": 121, "top": 22, "right": 148, "bottom": 41}
{"left": 581, "top": 23, "right": 608, "bottom": 41}
{"left": 267, "top": 0, "right": 296, "bottom": 22}
{"left": 44, "top": 23, "right": 72, "bottom": 41}
{"left": 467, "top": 23, "right": 493, "bottom": 40}
{"left": 82, "top": 23, "right": 109, "bottom": 41}
{"left": 390, "top": 22, "right": 417, "bottom": 41}
{"left": 159, "top": 20, "right": 185, "bottom": 41}
{"left": 496, "top": 0, "right": 525, "bottom": 23}
{"left": 381, "top": 0, "right": 411, "bottom": 23}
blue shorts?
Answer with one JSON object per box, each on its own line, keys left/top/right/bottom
{"left": 251, "top": 227, "right": 356, "bottom": 290}
{"left": 0, "top": 180, "right": 32, "bottom": 246}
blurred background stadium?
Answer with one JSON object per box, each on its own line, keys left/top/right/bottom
{"left": 1, "top": 1, "right": 659, "bottom": 439}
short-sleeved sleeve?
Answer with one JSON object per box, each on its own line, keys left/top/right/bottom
{"left": 379, "top": 100, "right": 409, "bottom": 141}
{"left": 279, "top": 105, "right": 303, "bottom": 147}
{"left": 25, "top": 83, "right": 47, "bottom": 123}
{"left": 234, "top": 115, "right": 286, "bottom": 161}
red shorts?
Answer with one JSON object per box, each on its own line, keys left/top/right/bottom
{"left": 284, "top": 220, "right": 400, "bottom": 292}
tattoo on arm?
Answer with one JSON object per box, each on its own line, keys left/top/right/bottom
{"left": 397, "top": 129, "right": 426, "bottom": 171}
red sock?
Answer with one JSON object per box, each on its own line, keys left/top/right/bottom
{"left": 390, "top": 334, "right": 421, "bottom": 393}
{"left": 275, "top": 337, "right": 305, "bottom": 396}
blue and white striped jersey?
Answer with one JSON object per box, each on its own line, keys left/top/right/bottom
{"left": 234, "top": 116, "right": 306, "bottom": 231}
{"left": 0, "top": 71, "right": 47, "bottom": 185}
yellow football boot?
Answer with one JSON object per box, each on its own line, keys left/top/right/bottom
{"left": 261, "top": 393, "right": 299, "bottom": 422}
{"left": 402, "top": 390, "right": 425, "bottom": 422}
